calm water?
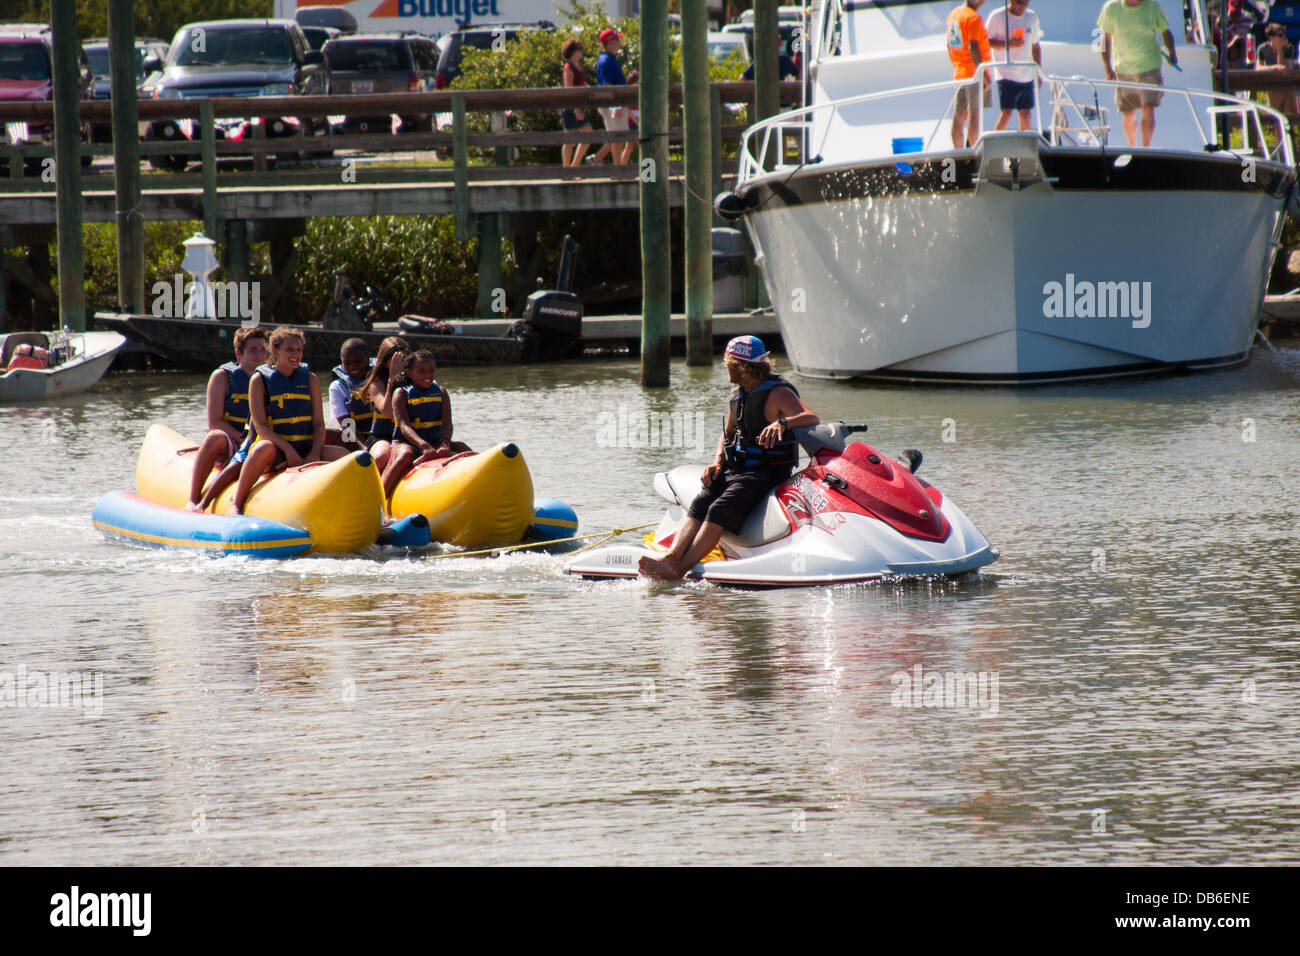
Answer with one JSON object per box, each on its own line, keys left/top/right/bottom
{"left": 2, "top": 348, "right": 1299, "bottom": 865}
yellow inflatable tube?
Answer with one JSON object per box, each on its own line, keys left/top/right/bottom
{"left": 135, "top": 424, "right": 385, "bottom": 555}
{"left": 389, "top": 442, "right": 534, "bottom": 547}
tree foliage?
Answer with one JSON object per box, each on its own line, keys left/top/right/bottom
{"left": 5, "top": 1, "right": 274, "bottom": 42}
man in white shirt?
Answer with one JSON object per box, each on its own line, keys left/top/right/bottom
{"left": 985, "top": 0, "right": 1043, "bottom": 131}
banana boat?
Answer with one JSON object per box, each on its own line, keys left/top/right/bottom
{"left": 388, "top": 442, "right": 536, "bottom": 547}
{"left": 134, "top": 423, "right": 385, "bottom": 555}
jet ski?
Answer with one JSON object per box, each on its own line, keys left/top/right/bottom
{"left": 566, "top": 423, "right": 997, "bottom": 587}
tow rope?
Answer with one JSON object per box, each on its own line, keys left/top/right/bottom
{"left": 416, "top": 522, "right": 660, "bottom": 560}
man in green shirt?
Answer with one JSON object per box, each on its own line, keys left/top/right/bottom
{"left": 1098, "top": 0, "right": 1179, "bottom": 146}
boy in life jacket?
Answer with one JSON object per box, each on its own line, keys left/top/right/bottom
{"left": 383, "top": 349, "right": 472, "bottom": 500}
{"left": 230, "top": 326, "right": 348, "bottom": 515}
{"left": 638, "top": 336, "right": 819, "bottom": 581}
{"left": 328, "top": 338, "right": 375, "bottom": 451}
{"left": 185, "top": 326, "right": 269, "bottom": 511}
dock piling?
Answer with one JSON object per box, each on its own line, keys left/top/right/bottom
{"left": 108, "top": 0, "right": 143, "bottom": 313}
{"left": 50, "top": 0, "right": 85, "bottom": 332}
{"left": 200, "top": 100, "right": 218, "bottom": 243}
{"left": 639, "top": 0, "right": 671, "bottom": 387}
{"left": 682, "top": 0, "right": 713, "bottom": 366}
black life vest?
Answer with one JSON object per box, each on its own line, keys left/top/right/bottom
{"left": 726, "top": 375, "right": 799, "bottom": 471}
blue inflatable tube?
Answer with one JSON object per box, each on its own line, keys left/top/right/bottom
{"left": 377, "top": 513, "right": 431, "bottom": 548}
{"left": 92, "top": 491, "right": 313, "bottom": 559}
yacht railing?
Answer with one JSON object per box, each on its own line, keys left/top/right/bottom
{"left": 737, "top": 62, "right": 1294, "bottom": 185}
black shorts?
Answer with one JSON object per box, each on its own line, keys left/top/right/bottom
{"left": 560, "top": 109, "right": 591, "bottom": 131}
{"left": 685, "top": 468, "right": 789, "bottom": 535}
{"left": 997, "top": 79, "right": 1035, "bottom": 111}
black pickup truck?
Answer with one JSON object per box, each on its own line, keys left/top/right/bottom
{"left": 145, "top": 18, "right": 329, "bottom": 170}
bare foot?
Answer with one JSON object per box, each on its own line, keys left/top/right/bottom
{"left": 183, "top": 501, "right": 202, "bottom": 513}
{"left": 637, "top": 554, "right": 681, "bottom": 580}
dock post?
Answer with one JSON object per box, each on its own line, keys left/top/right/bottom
{"left": 754, "top": 0, "right": 779, "bottom": 171}
{"left": 225, "top": 220, "right": 250, "bottom": 283}
{"left": 108, "top": 0, "right": 143, "bottom": 313}
{"left": 50, "top": 0, "right": 85, "bottom": 332}
{"left": 200, "top": 100, "right": 218, "bottom": 243}
{"left": 711, "top": 84, "right": 723, "bottom": 227}
{"left": 682, "top": 0, "right": 713, "bottom": 364}
{"left": 0, "top": 252, "right": 6, "bottom": 332}
{"left": 452, "top": 95, "right": 475, "bottom": 240}
{"left": 475, "top": 214, "right": 503, "bottom": 317}
{"left": 639, "top": 0, "right": 671, "bottom": 387}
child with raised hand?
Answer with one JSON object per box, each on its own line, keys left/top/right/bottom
{"left": 186, "top": 326, "right": 269, "bottom": 511}
{"left": 357, "top": 335, "right": 411, "bottom": 475}
{"left": 230, "top": 326, "right": 347, "bottom": 516}
{"left": 383, "top": 349, "right": 472, "bottom": 499}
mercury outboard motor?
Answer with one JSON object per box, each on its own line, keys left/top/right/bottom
{"left": 512, "top": 234, "right": 583, "bottom": 360}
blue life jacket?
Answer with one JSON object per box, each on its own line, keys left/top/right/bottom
{"left": 725, "top": 375, "right": 799, "bottom": 472}
{"left": 370, "top": 373, "right": 396, "bottom": 441}
{"left": 220, "top": 361, "right": 251, "bottom": 433}
{"left": 401, "top": 381, "right": 444, "bottom": 445}
{"left": 332, "top": 363, "right": 375, "bottom": 431}
{"left": 257, "top": 363, "right": 315, "bottom": 454}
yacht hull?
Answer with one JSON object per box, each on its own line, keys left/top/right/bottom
{"left": 740, "top": 150, "right": 1293, "bottom": 383}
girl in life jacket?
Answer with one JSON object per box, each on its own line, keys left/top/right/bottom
{"left": 382, "top": 349, "right": 472, "bottom": 500}
{"left": 328, "top": 338, "right": 375, "bottom": 451}
{"left": 229, "top": 326, "right": 348, "bottom": 516}
{"left": 186, "top": 326, "right": 269, "bottom": 511}
{"left": 357, "top": 335, "right": 412, "bottom": 475}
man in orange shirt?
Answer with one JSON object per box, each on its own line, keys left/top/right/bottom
{"left": 947, "top": 0, "right": 991, "bottom": 148}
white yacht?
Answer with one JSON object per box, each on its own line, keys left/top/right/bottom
{"left": 723, "top": 0, "right": 1298, "bottom": 383}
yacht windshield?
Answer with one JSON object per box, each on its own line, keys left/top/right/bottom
{"left": 861, "top": 0, "right": 1176, "bottom": 45}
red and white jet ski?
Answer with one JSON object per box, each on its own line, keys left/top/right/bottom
{"left": 567, "top": 423, "right": 997, "bottom": 587}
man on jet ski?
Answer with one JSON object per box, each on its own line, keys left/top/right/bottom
{"left": 638, "top": 336, "right": 819, "bottom": 580}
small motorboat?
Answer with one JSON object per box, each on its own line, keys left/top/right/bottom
{"left": 0, "top": 330, "right": 125, "bottom": 402}
{"left": 567, "top": 423, "right": 997, "bottom": 587}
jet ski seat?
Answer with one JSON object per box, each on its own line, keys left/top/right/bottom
{"left": 654, "top": 465, "right": 790, "bottom": 549}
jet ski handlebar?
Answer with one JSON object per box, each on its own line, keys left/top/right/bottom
{"left": 791, "top": 422, "right": 868, "bottom": 456}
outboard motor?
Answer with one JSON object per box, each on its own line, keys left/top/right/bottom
{"left": 511, "top": 234, "right": 583, "bottom": 360}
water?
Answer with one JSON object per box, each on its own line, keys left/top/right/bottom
{"left": 2, "top": 350, "right": 1299, "bottom": 865}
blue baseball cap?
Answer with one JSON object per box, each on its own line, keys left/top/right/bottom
{"left": 725, "top": 335, "right": 768, "bottom": 362}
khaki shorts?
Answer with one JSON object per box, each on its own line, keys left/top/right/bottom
{"left": 1115, "top": 69, "right": 1163, "bottom": 112}
{"left": 599, "top": 106, "right": 630, "bottom": 131}
{"left": 953, "top": 80, "right": 980, "bottom": 114}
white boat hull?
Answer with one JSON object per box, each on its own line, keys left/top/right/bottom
{"left": 0, "top": 331, "right": 125, "bottom": 401}
{"left": 743, "top": 152, "right": 1289, "bottom": 383}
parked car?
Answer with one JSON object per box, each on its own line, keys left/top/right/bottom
{"left": 82, "top": 38, "right": 168, "bottom": 142}
{"left": 145, "top": 19, "right": 330, "bottom": 170}
{"left": 705, "top": 31, "right": 750, "bottom": 66}
{"left": 323, "top": 32, "right": 439, "bottom": 134}
{"left": 294, "top": 6, "right": 358, "bottom": 35}
{"left": 720, "top": 21, "right": 804, "bottom": 60}
{"left": 0, "top": 22, "right": 92, "bottom": 170}
{"left": 301, "top": 26, "right": 340, "bottom": 53}
{"left": 434, "top": 21, "right": 555, "bottom": 89}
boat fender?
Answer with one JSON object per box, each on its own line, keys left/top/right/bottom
{"left": 527, "top": 497, "right": 579, "bottom": 543}
{"left": 714, "top": 191, "right": 752, "bottom": 221}
{"left": 378, "top": 513, "right": 431, "bottom": 548}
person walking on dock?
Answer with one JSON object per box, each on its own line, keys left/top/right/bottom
{"left": 560, "top": 38, "right": 593, "bottom": 167}
{"left": 1098, "top": 0, "right": 1178, "bottom": 147}
{"left": 592, "top": 28, "right": 634, "bottom": 165}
